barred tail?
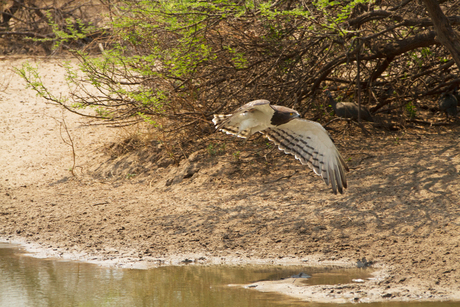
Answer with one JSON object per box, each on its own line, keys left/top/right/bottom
{"left": 212, "top": 114, "right": 250, "bottom": 138}
{"left": 212, "top": 114, "right": 232, "bottom": 129}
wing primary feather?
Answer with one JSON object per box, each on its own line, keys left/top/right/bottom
{"left": 310, "top": 150, "right": 322, "bottom": 175}
{"left": 338, "top": 161, "right": 347, "bottom": 189}
{"left": 335, "top": 167, "right": 343, "bottom": 194}
{"left": 339, "top": 154, "right": 350, "bottom": 172}
{"left": 264, "top": 125, "right": 347, "bottom": 194}
{"left": 321, "top": 165, "right": 329, "bottom": 185}
{"left": 329, "top": 166, "right": 338, "bottom": 194}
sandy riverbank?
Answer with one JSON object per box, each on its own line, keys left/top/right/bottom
{"left": 1, "top": 57, "right": 460, "bottom": 304}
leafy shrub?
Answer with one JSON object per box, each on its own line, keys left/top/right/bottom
{"left": 16, "top": 0, "right": 460, "bottom": 161}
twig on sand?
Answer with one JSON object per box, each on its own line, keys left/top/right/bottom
{"left": 264, "top": 170, "right": 298, "bottom": 183}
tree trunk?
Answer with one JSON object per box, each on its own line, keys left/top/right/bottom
{"left": 421, "top": 0, "right": 460, "bottom": 68}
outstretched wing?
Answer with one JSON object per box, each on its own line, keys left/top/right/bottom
{"left": 263, "top": 118, "right": 349, "bottom": 194}
{"left": 212, "top": 100, "right": 274, "bottom": 138}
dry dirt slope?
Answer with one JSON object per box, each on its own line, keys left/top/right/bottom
{"left": 1, "top": 57, "right": 460, "bottom": 303}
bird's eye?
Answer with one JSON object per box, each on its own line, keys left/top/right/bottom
{"left": 289, "top": 113, "right": 293, "bottom": 116}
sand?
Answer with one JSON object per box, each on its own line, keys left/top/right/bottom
{"left": 1, "top": 56, "right": 460, "bottom": 304}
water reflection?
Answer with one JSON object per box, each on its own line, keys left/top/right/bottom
{"left": 0, "top": 243, "right": 457, "bottom": 307}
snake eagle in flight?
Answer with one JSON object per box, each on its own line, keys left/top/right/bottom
{"left": 212, "top": 100, "right": 349, "bottom": 194}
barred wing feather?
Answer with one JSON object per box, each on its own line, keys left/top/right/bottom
{"left": 263, "top": 118, "right": 348, "bottom": 194}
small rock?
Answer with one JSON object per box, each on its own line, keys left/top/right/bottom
{"left": 357, "top": 257, "right": 373, "bottom": 268}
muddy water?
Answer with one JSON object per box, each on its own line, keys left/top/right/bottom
{"left": 0, "top": 243, "right": 456, "bottom": 307}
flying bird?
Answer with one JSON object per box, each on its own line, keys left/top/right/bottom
{"left": 212, "top": 100, "right": 349, "bottom": 194}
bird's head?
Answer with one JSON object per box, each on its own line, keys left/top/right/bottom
{"left": 270, "top": 105, "right": 300, "bottom": 125}
{"left": 272, "top": 105, "right": 299, "bottom": 117}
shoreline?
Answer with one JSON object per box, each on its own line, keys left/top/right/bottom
{"left": 0, "top": 234, "right": 357, "bottom": 269}
{"left": 0, "top": 235, "right": 455, "bottom": 304}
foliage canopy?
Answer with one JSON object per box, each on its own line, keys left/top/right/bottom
{"left": 12, "top": 0, "right": 460, "bottom": 153}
